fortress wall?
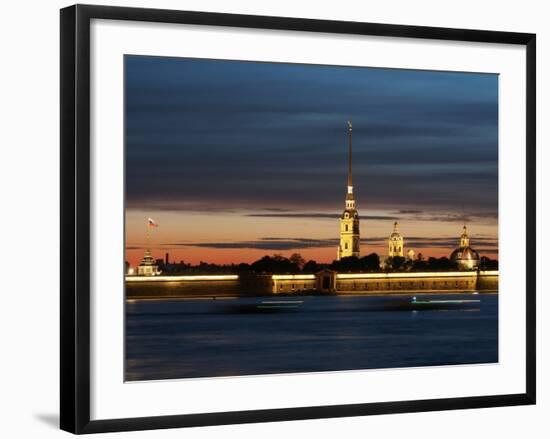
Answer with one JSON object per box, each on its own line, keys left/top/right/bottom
{"left": 126, "top": 278, "right": 244, "bottom": 298}
{"left": 272, "top": 278, "right": 316, "bottom": 294}
{"left": 125, "top": 271, "right": 499, "bottom": 298}
{"left": 476, "top": 271, "right": 499, "bottom": 291}
{"left": 335, "top": 271, "right": 499, "bottom": 293}
{"left": 336, "top": 275, "right": 477, "bottom": 293}
{"left": 126, "top": 274, "right": 280, "bottom": 298}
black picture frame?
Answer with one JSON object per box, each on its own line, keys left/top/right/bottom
{"left": 60, "top": 4, "right": 536, "bottom": 434}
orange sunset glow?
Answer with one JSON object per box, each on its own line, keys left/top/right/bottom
{"left": 125, "top": 208, "right": 498, "bottom": 267}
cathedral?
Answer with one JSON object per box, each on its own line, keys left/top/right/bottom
{"left": 333, "top": 125, "right": 484, "bottom": 270}
{"left": 337, "top": 121, "right": 360, "bottom": 260}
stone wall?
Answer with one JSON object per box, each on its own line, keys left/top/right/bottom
{"left": 334, "top": 271, "right": 498, "bottom": 294}
{"left": 126, "top": 278, "right": 244, "bottom": 299}
{"left": 336, "top": 275, "right": 476, "bottom": 293}
{"left": 476, "top": 272, "right": 499, "bottom": 291}
{"left": 125, "top": 271, "right": 498, "bottom": 298}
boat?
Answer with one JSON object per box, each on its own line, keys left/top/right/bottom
{"left": 228, "top": 300, "right": 304, "bottom": 314}
{"left": 408, "top": 296, "right": 480, "bottom": 310}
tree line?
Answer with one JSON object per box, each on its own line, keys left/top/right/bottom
{"left": 151, "top": 252, "right": 498, "bottom": 275}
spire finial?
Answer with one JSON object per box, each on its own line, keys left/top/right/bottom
{"left": 460, "top": 223, "right": 470, "bottom": 247}
{"left": 394, "top": 221, "right": 399, "bottom": 231}
{"left": 347, "top": 120, "right": 353, "bottom": 188}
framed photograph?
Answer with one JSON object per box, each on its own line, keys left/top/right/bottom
{"left": 60, "top": 4, "right": 536, "bottom": 434}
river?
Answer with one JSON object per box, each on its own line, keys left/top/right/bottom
{"left": 125, "top": 293, "right": 498, "bottom": 381}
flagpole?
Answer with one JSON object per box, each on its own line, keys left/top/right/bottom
{"left": 146, "top": 218, "right": 157, "bottom": 253}
{"left": 146, "top": 220, "right": 150, "bottom": 251}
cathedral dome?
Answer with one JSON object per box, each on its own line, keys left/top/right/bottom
{"left": 449, "top": 225, "right": 480, "bottom": 270}
{"left": 450, "top": 246, "right": 480, "bottom": 262}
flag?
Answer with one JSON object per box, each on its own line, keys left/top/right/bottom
{"left": 147, "top": 218, "right": 158, "bottom": 228}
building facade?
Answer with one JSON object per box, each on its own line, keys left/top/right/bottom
{"left": 338, "top": 121, "right": 360, "bottom": 260}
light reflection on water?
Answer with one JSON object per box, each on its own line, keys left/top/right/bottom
{"left": 125, "top": 293, "right": 498, "bottom": 381}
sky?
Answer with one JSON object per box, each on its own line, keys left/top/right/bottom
{"left": 125, "top": 55, "right": 498, "bottom": 266}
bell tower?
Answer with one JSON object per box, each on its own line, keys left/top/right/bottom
{"left": 460, "top": 225, "right": 470, "bottom": 248}
{"left": 388, "top": 221, "right": 404, "bottom": 257}
{"left": 338, "top": 121, "right": 360, "bottom": 260}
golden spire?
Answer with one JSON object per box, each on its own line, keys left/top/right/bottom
{"left": 460, "top": 224, "right": 470, "bottom": 248}
{"left": 347, "top": 120, "right": 353, "bottom": 188}
{"left": 345, "top": 121, "right": 356, "bottom": 210}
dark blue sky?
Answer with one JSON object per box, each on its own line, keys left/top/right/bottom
{"left": 125, "top": 55, "right": 498, "bottom": 219}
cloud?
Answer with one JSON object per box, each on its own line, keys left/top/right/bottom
{"left": 159, "top": 234, "right": 497, "bottom": 253}
{"left": 125, "top": 56, "right": 498, "bottom": 216}
{"left": 247, "top": 212, "right": 397, "bottom": 220}
{"left": 397, "top": 209, "right": 423, "bottom": 214}
{"left": 165, "top": 237, "right": 339, "bottom": 251}
{"left": 390, "top": 210, "right": 498, "bottom": 224}
{"left": 361, "top": 235, "right": 498, "bottom": 249}
{"left": 247, "top": 212, "right": 338, "bottom": 219}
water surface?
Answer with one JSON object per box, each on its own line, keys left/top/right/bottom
{"left": 125, "top": 293, "right": 498, "bottom": 381}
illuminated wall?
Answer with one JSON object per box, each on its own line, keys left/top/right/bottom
{"left": 126, "top": 271, "right": 498, "bottom": 297}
